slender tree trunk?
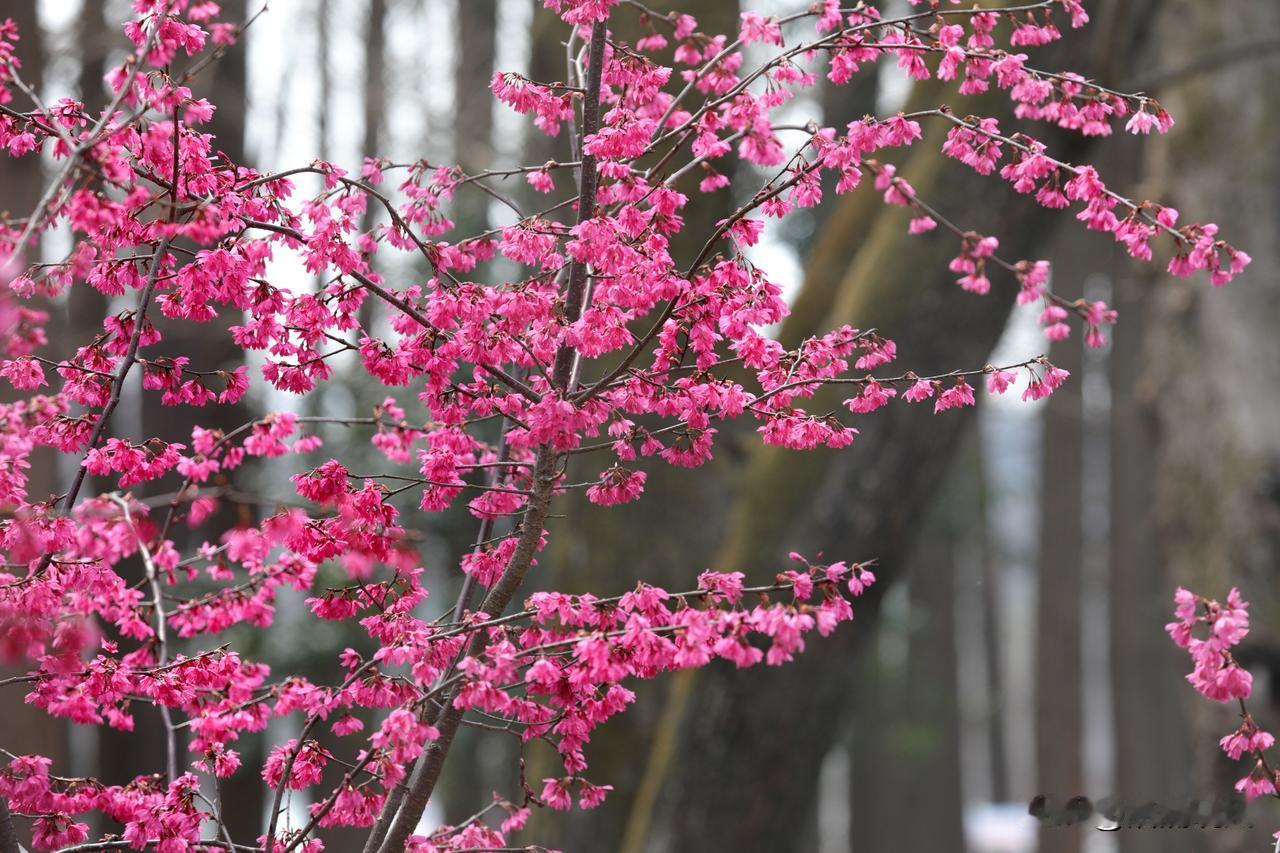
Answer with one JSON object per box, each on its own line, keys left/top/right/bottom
{"left": 452, "top": 0, "right": 497, "bottom": 237}
{"left": 846, "top": 639, "right": 889, "bottom": 853}
{"left": 1033, "top": 225, "right": 1085, "bottom": 853}
{"left": 1107, "top": 173, "right": 1193, "bottom": 853}
{"left": 977, "top": 454, "right": 1010, "bottom": 804}
{"left": 91, "top": 0, "right": 259, "bottom": 837}
{"left": 0, "top": 7, "right": 69, "bottom": 850}
{"left": 888, "top": 481, "right": 968, "bottom": 851}
{"left": 316, "top": 0, "right": 332, "bottom": 163}
{"left": 363, "top": 0, "right": 387, "bottom": 174}
{"left": 204, "top": 8, "right": 267, "bottom": 843}
{"left": 0, "top": 0, "right": 44, "bottom": 223}
{"left": 849, "top": 443, "right": 979, "bottom": 852}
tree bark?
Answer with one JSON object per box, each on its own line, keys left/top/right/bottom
{"left": 1136, "top": 1, "right": 1280, "bottom": 849}
{"left": 623, "top": 5, "right": 1161, "bottom": 846}
{"left": 0, "top": 7, "right": 70, "bottom": 850}
{"left": 452, "top": 0, "right": 497, "bottom": 237}
{"left": 97, "top": 0, "right": 258, "bottom": 839}
{"left": 1107, "top": 166, "right": 1193, "bottom": 853}
{"left": 1033, "top": 224, "right": 1085, "bottom": 853}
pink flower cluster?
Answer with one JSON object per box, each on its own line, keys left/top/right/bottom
{"left": 1168, "top": 588, "right": 1280, "bottom": 803}
{"left": 0, "top": 0, "right": 1249, "bottom": 850}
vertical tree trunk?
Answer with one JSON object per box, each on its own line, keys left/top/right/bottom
{"left": 0, "top": 8, "right": 70, "bottom": 850}
{"left": 978, "top": 461, "right": 1010, "bottom": 804}
{"left": 203, "top": 0, "right": 248, "bottom": 168}
{"left": 846, "top": 637, "right": 889, "bottom": 853}
{"left": 1138, "top": 1, "right": 1280, "bottom": 849}
{"left": 849, "top": 444, "right": 979, "bottom": 852}
{"left": 1033, "top": 229, "right": 1085, "bottom": 853}
{"left": 89, "top": 0, "right": 259, "bottom": 838}
{"left": 363, "top": 0, "right": 386, "bottom": 174}
{"left": 0, "top": 3, "right": 42, "bottom": 220}
{"left": 452, "top": 0, "right": 497, "bottom": 236}
{"left": 898, "top": 486, "right": 968, "bottom": 850}
{"left": 624, "top": 6, "right": 1161, "bottom": 846}
{"left": 316, "top": 0, "right": 332, "bottom": 163}
{"left": 1107, "top": 195, "right": 1192, "bottom": 853}
{"left": 70, "top": 0, "right": 113, "bottom": 464}
{"left": 204, "top": 8, "right": 265, "bottom": 843}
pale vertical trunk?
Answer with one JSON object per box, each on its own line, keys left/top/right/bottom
{"left": 353, "top": 0, "right": 384, "bottom": 327}
{"left": 316, "top": 0, "right": 331, "bottom": 163}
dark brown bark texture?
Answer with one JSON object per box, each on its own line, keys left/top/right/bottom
{"left": 621, "top": 6, "right": 1162, "bottom": 850}
{"left": 1135, "top": 0, "right": 1280, "bottom": 848}
{"left": 0, "top": 7, "right": 69, "bottom": 850}
{"left": 1034, "top": 216, "right": 1086, "bottom": 853}
{"left": 520, "top": 2, "right": 747, "bottom": 849}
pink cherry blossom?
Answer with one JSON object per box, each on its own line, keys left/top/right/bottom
{"left": 0, "top": 2, "right": 1250, "bottom": 850}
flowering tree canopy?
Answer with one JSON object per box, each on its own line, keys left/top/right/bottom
{"left": 0, "top": 0, "right": 1250, "bottom": 851}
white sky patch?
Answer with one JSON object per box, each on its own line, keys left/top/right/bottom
{"left": 988, "top": 299, "right": 1054, "bottom": 410}
{"left": 744, "top": 235, "right": 803, "bottom": 306}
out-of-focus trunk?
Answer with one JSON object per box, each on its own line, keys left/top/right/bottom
{"left": 846, "top": 635, "right": 889, "bottom": 853}
{"left": 977, "top": 454, "right": 1010, "bottom": 805}
{"left": 363, "top": 0, "right": 387, "bottom": 175}
{"left": 316, "top": 0, "right": 332, "bottom": 162}
{"left": 878, "top": 474, "right": 968, "bottom": 851}
{"left": 90, "top": 0, "right": 259, "bottom": 838}
{"left": 202, "top": 0, "right": 248, "bottom": 168}
{"left": 451, "top": 0, "right": 496, "bottom": 237}
{"left": 204, "top": 7, "right": 266, "bottom": 844}
{"left": 851, "top": 442, "right": 985, "bottom": 853}
{"left": 622, "top": 5, "right": 1162, "bottom": 848}
{"left": 521, "top": 4, "right": 745, "bottom": 849}
{"left": 1033, "top": 225, "right": 1085, "bottom": 853}
{"left": 0, "top": 3, "right": 42, "bottom": 222}
{"left": 431, "top": 0, "right": 506, "bottom": 827}
{"left": 0, "top": 7, "right": 70, "bottom": 850}
{"left": 69, "top": 0, "right": 114, "bottom": 493}
{"left": 1106, "top": 157, "right": 1194, "bottom": 853}
{"left": 352, "top": 0, "right": 383, "bottom": 327}
{"left": 1137, "top": 0, "right": 1280, "bottom": 848}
